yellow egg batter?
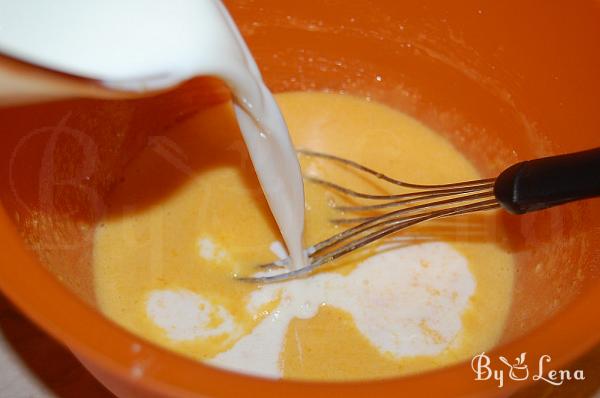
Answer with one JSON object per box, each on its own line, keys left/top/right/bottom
{"left": 93, "top": 92, "right": 514, "bottom": 381}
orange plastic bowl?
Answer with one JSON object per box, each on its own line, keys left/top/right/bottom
{"left": 1, "top": 1, "right": 599, "bottom": 397}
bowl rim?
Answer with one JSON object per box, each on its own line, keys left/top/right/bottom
{"left": 1, "top": 202, "right": 600, "bottom": 397}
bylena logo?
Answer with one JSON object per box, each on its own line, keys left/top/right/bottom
{"left": 471, "top": 352, "right": 585, "bottom": 388}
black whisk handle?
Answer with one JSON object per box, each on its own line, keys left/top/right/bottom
{"left": 494, "top": 147, "right": 600, "bottom": 214}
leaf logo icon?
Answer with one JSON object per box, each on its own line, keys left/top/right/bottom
{"left": 499, "top": 352, "right": 529, "bottom": 381}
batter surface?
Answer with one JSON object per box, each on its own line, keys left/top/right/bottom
{"left": 93, "top": 92, "right": 514, "bottom": 380}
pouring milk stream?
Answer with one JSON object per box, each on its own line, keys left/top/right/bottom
{"left": 0, "top": 0, "right": 307, "bottom": 269}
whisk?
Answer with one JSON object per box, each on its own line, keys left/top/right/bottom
{"left": 239, "top": 147, "right": 600, "bottom": 283}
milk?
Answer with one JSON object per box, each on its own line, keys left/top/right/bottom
{"left": 0, "top": 0, "right": 306, "bottom": 269}
{"left": 146, "top": 242, "right": 476, "bottom": 378}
